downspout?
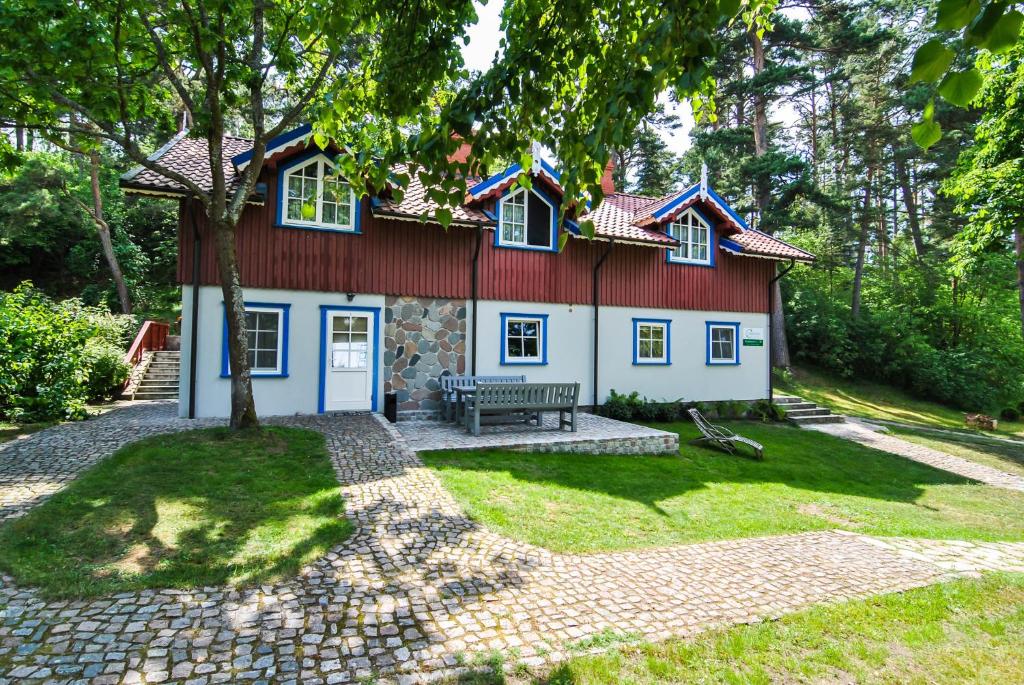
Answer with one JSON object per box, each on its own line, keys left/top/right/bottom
{"left": 592, "top": 240, "right": 614, "bottom": 409}
{"left": 470, "top": 222, "right": 483, "bottom": 375}
{"left": 767, "top": 258, "right": 796, "bottom": 402}
{"left": 187, "top": 199, "right": 202, "bottom": 420}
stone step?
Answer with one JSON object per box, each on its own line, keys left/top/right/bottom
{"left": 787, "top": 414, "right": 845, "bottom": 425}
{"left": 773, "top": 396, "right": 804, "bottom": 405}
{"left": 133, "top": 391, "right": 178, "bottom": 400}
{"left": 138, "top": 383, "right": 179, "bottom": 391}
{"left": 779, "top": 402, "right": 817, "bottom": 411}
{"left": 785, "top": 407, "right": 833, "bottom": 418}
{"left": 143, "top": 369, "right": 180, "bottom": 377}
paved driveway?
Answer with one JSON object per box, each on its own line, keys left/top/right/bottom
{"left": 1, "top": 404, "right": 1023, "bottom": 684}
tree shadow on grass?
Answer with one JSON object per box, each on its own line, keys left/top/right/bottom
{"left": 0, "top": 426, "right": 354, "bottom": 598}
{"left": 422, "top": 420, "right": 980, "bottom": 519}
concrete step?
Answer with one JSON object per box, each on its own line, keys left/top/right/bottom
{"left": 785, "top": 407, "right": 833, "bottom": 418}
{"left": 138, "top": 383, "right": 179, "bottom": 391}
{"left": 787, "top": 414, "right": 846, "bottom": 425}
{"left": 773, "top": 396, "right": 804, "bottom": 405}
{"left": 779, "top": 402, "right": 817, "bottom": 411}
{"left": 133, "top": 391, "right": 178, "bottom": 400}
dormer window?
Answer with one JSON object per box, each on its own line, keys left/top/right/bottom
{"left": 667, "top": 208, "right": 712, "bottom": 266}
{"left": 278, "top": 154, "right": 358, "bottom": 232}
{"left": 497, "top": 188, "right": 556, "bottom": 251}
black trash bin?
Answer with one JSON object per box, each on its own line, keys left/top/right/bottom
{"left": 383, "top": 392, "right": 398, "bottom": 423}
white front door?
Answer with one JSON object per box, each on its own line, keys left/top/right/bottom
{"left": 324, "top": 311, "right": 374, "bottom": 411}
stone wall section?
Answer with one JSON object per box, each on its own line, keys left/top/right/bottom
{"left": 383, "top": 296, "right": 467, "bottom": 414}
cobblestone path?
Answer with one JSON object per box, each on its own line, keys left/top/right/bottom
{"left": 808, "top": 421, "right": 1024, "bottom": 492}
{"left": 1, "top": 403, "right": 1022, "bottom": 684}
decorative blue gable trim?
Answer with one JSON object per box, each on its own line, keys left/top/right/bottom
{"left": 317, "top": 305, "right": 381, "bottom": 413}
{"left": 274, "top": 150, "right": 362, "bottom": 234}
{"left": 494, "top": 185, "right": 560, "bottom": 252}
{"left": 705, "top": 321, "right": 741, "bottom": 366}
{"left": 220, "top": 301, "right": 290, "bottom": 378}
{"left": 232, "top": 123, "right": 313, "bottom": 168}
{"left": 632, "top": 318, "right": 672, "bottom": 366}
{"left": 706, "top": 186, "right": 750, "bottom": 230}
{"left": 500, "top": 312, "right": 549, "bottom": 365}
{"left": 719, "top": 237, "right": 745, "bottom": 253}
{"left": 469, "top": 164, "right": 524, "bottom": 197}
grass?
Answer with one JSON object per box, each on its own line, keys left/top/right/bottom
{"left": 888, "top": 425, "right": 1024, "bottom": 479}
{"left": 0, "top": 426, "right": 352, "bottom": 597}
{"left": 0, "top": 419, "right": 54, "bottom": 444}
{"left": 422, "top": 420, "right": 1024, "bottom": 553}
{"left": 447, "top": 573, "right": 1024, "bottom": 684}
{"left": 776, "top": 367, "right": 1024, "bottom": 437}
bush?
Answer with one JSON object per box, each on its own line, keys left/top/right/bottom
{"left": 602, "top": 390, "right": 643, "bottom": 421}
{"left": 749, "top": 399, "right": 786, "bottom": 422}
{"left": 1000, "top": 407, "right": 1021, "bottom": 422}
{"left": 0, "top": 282, "right": 132, "bottom": 421}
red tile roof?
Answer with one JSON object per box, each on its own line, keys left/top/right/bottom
{"left": 724, "top": 230, "right": 815, "bottom": 263}
{"left": 121, "top": 132, "right": 814, "bottom": 261}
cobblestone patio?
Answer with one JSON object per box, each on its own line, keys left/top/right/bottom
{"left": 394, "top": 412, "right": 679, "bottom": 454}
{"left": 2, "top": 403, "right": 1023, "bottom": 684}
{"left": 808, "top": 420, "right": 1024, "bottom": 492}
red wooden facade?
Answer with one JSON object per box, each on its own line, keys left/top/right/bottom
{"left": 177, "top": 168, "right": 773, "bottom": 313}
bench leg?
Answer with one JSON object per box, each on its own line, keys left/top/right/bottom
{"left": 535, "top": 411, "right": 543, "bottom": 427}
{"left": 471, "top": 409, "right": 481, "bottom": 436}
{"left": 571, "top": 406, "right": 577, "bottom": 432}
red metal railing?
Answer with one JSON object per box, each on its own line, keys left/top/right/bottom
{"left": 124, "top": 320, "right": 170, "bottom": 368}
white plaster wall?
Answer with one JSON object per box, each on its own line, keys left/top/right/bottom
{"left": 472, "top": 300, "right": 769, "bottom": 405}
{"left": 179, "top": 285, "right": 385, "bottom": 418}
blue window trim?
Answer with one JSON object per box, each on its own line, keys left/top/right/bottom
{"left": 706, "top": 321, "right": 741, "bottom": 366}
{"left": 665, "top": 206, "right": 716, "bottom": 268}
{"left": 500, "top": 312, "right": 549, "bottom": 365}
{"left": 220, "top": 302, "right": 290, "bottom": 378}
{"left": 318, "top": 305, "right": 381, "bottom": 413}
{"left": 275, "top": 150, "right": 362, "bottom": 234}
{"left": 632, "top": 318, "right": 672, "bottom": 366}
{"left": 495, "top": 185, "right": 560, "bottom": 252}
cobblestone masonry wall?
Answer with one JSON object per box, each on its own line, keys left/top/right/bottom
{"left": 383, "top": 297, "right": 467, "bottom": 415}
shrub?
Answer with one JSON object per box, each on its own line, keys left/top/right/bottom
{"left": 749, "top": 399, "right": 786, "bottom": 422}
{"left": 1000, "top": 407, "right": 1021, "bottom": 422}
{"left": 0, "top": 282, "right": 131, "bottom": 421}
{"left": 602, "top": 390, "right": 643, "bottom": 421}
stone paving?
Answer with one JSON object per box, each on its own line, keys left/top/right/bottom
{"left": 1, "top": 403, "right": 1024, "bottom": 684}
{"left": 395, "top": 412, "right": 679, "bottom": 454}
{"left": 808, "top": 420, "right": 1024, "bottom": 492}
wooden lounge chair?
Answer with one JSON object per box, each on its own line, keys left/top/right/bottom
{"left": 687, "top": 408, "right": 764, "bottom": 460}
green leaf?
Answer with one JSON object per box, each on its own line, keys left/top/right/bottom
{"left": 981, "top": 10, "right": 1024, "bottom": 52}
{"left": 911, "top": 40, "right": 955, "bottom": 83}
{"left": 923, "top": 99, "right": 936, "bottom": 121}
{"left": 301, "top": 202, "right": 316, "bottom": 220}
{"left": 580, "top": 220, "right": 596, "bottom": 239}
{"left": 912, "top": 118, "right": 942, "bottom": 150}
{"left": 966, "top": 1, "right": 1007, "bottom": 46}
{"left": 717, "top": 0, "right": 741, "bottom": 19}
{"left": 936, "top": 0, "right": 980, "bottom": 30}
{"left": 938, "top": 69, "right": 983, "bottom": 106}
{"left": 435, "top": 207, "right": 452, "bottom": 228}
{"left": 557, "top": 232, "right": 570, "bottom": 252}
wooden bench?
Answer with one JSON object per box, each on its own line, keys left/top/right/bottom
{"left": 688, "top": 408, "right": 764, "bottom": 460}
{"left": 440, "top": 374, "right": 526, "bottom": 421}
{"left": 464, "top": 382, "right": 580, "bottom": 436}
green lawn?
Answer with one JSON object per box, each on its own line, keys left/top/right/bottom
{"left": 450, "top": 573, "right": 1024, "bottom": 684}
{"left": 777, "top": 367, "right": 1024, "bottom": 437}
{"left": 0, "top": 420, "right": 54, "bottom": 444}
{"left": 889, "top": 426, "right": 1024, "bottom": 479}
{"left": 0, "top": 426, "right": 352, "bottom": 597}
{"left": 422, "top": 421, "right": 1024, "bottom": 552}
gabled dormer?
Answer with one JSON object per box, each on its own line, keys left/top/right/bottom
{"left": 275, "top": 151, "right": 360, "bottom": 233}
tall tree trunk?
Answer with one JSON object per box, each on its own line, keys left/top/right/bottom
{"left": 749, "top": 29, "right": 770, "bottom": 222}
{"left": 14, "top": 125, "right": 24, "bottom": 152}
{"left": 211, "top": 215, "right": 258, "bottom": 428}
{"left": 894, "top": 155, "right": 926, "bottom": 258}
{"left": 1016, "top": 225, "right": 1024, "bottom": 340}
{"left": 771, "top": 278, "right": 791, "bottom": 368}
{"left": 88, "top": 151, "right": 132, "bottom": 314}
{"left": 851, "top": 164, "right": 874, "bottom": 318}
{"left": 808, "top": 86, "right": 819, "bottom": 182}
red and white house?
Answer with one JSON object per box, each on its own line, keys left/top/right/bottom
{"left": 121, "top": 126, "right": 814, "bottom": 419}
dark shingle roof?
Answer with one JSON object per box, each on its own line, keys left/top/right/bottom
{"left": 121, "top": 132, "right": 253, "bottom": 195}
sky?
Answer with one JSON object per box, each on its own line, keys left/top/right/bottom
{"left": 459, "top": 1, "right": 696, "bottom": 156}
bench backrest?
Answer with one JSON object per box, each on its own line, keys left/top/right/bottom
{"left": 475, "top": 382, "right": 579, "bottom": 408}
{"left": 440, "top": 374, "right": 526, "bottom": 393}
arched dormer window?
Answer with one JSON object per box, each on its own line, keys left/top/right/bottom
{"left": 496, "top": 187, "right": 557, "bottom": 251}
{"left": 666, "top": 208, "right": 713, "bottom": 266}
{"left": 277, "top": 154, "right": 359, "bottom": 232}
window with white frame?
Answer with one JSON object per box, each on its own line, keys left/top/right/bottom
{"left": 633, "top": 319, "right": 670, "bottom": 365}
{"left": 283, "top": 156, "right": 355, "bottom": 230}
{"left": 707, "top": 322, "right": 738, "bottom": 365}
{"left": 667, "top": 209, "right": 711, "bottom": 264}
{"left": 501, "top": 313, "right": 547, "bottom": 364}
{"left": 498, "top": 188, "right": 554, "bottom": 249}
{"left": 222, "top": 303, "right": 289, "bottom": 377}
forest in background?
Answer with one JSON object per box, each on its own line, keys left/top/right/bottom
{"left": 2, "top": 0, "right": 1023, "bottom": 419}
{"left": 611, "top": 0, "right": 1024, "bottom": 416}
